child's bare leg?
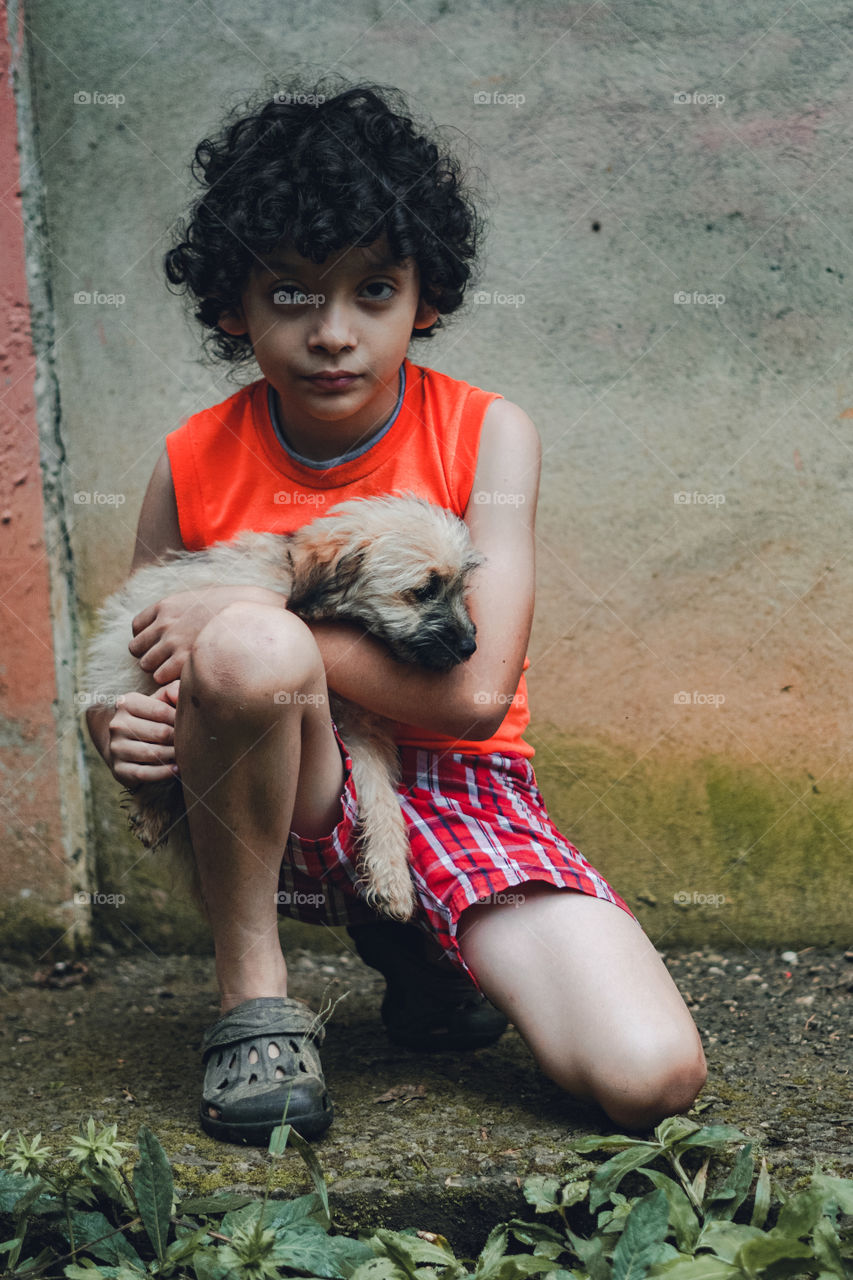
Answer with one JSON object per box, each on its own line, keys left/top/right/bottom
{"left": 456, "top": 885, "right": 706, "bottom": 1130}
{"left": 173, "top": 602, "right": 346, "bottom": 1014}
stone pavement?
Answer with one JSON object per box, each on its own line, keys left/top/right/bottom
{"left": 1, "top": 939, "right": 850, "bottom": 1254}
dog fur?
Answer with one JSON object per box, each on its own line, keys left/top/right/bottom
{"left": 83, "top": 494, "right": 483, "bottom": 920}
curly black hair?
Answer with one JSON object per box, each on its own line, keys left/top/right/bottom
{"left": 164, "top": 80, "right": 484, "bottom": 364}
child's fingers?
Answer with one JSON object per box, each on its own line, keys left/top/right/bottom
{"left": 130, "top": 603, "right": 156, "bottom": 640}
{"left": 157, "top": 678, "right": 181, "bottom": 707}
{"left": 115, "top": 692, "right": 176, "bottom": 724}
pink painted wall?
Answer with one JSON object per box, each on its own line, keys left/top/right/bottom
{"left": 0, "top": 6, "right": 68, "bottom": 909}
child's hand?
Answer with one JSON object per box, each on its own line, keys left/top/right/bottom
{"left": 128, "top": 584, "right": 287, "bottom": 685}
{"left": 107, "top": 680, "right": 180, "bottom": 788}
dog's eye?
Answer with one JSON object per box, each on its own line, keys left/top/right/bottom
{"left": 412, "top": 573, "right": 442, "bottom": 602}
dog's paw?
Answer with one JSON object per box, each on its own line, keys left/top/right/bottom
{"left": 361, "top": 871, "right": 416, "bottom": 921}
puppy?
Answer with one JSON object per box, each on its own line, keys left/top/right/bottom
{"left": 83, "top": 494, "right": 483, "bottom": 919}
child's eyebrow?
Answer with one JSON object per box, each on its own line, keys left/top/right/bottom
{"left": 259, "top": 251, "right": 408, "bottom": 275}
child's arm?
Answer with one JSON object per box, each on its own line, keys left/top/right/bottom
{"left": 85, "top": 449, "right": 288, "bottom": 784}
{"left": 309, "top": 398, "right": 541, "bottom": 739}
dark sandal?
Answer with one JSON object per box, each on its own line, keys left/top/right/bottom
{"left": 347, "top": 921, "right": 509, "bottom": 1052}
{"left": 199, "top": 996, "right": 333, "bottom": 1144}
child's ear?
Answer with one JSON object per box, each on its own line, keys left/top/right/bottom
{"left": 413, "top": 298, "right": 440, "bottom": 331}
{"left": 217, "top": 307, "right": 247, "bottom": 336}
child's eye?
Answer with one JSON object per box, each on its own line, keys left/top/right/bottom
{"left": 361, "top": 281, "right": 395, "bottom": 301}
{"left": 272, "top": 286, "right": 311, "bottom": 305}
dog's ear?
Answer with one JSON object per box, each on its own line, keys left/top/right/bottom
{"left": 289, "top": 546, "right": 368, "bottom": 620}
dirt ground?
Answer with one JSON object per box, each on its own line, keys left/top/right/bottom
{"left": 0, "top": 940, "right": 850, "bottom": 1251}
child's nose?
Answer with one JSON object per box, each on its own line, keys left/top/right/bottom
{"left": 307, "top": 302, "right": 357, "bottom": 352}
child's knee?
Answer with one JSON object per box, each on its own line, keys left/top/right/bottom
{"left": 539, "top": 1026, "right": 707, "bottom": 1131}
{"left": 184, "top": 603, "right": 324, "bottom": 715}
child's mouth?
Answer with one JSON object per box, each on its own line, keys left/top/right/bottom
{"left": 305, "top": 371, "right": 362, "bottom": 392}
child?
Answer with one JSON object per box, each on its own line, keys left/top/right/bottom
{"left": 86, "top": 81, "right": 706, "bottom": 1145}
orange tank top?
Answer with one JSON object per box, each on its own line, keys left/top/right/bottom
{"left": 165, "top": 357, "right": 533, "bottom": 757}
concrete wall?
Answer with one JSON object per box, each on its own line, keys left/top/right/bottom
{"left": 4, "top": 0, "right": 852, "bottom": 955}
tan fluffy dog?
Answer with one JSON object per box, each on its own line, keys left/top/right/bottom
{"left": 83, "top": 495, "right": 483, "bottom": 920}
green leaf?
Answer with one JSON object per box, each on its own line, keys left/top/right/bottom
{"left": 0, "top": 1169, "right": 36, "bottom": 1213}
{"left": 690, "top": 1159, "right": 710, "bottom": 1210}
{"left": 476, "top": 1223, "right": 509, "bottom": 1277}
{"left": 287, "top": 1127, "right": 331, "bottom": 1230}
{"left": 749, "top": 1157, "right": 771, "bottom": 1230}
{"left": 265, "top": 1190, "right": 330, "bottom": 1229}
{"left": 178, "top": 1191, "right": 256, "bottom": 1216}
{"left": 63, "top": 1266, "right": 111, "bottom": 1279}
{"left": 735, "top": 1231, "right": 813, "bottom": 1272}
{"left": 810, "top": 1173, "right": 853, "bottom": 1216}
{"left": 706, "top": 1145, "right": 754, "bottom": 1221}
{"left": 507, "top": 1220, "right": 566, "bottom": 1251}
{"left": 561, "top": 1181, "right": 590, "bottom": 1209}
{"left": 571, "top": 1135, "right": 655, "bottom": 1153}
{"left": 323, "top": 1233, "right": 376, "bottom": 1277}
{"left": 775, "top": 1185, "right": 827, "bottom": 1239}
{"left": 637, "top": 1168, "right": 700, "bottom": 1252}
{"left": 672, "top": 1127, "right": 748, "bottom": 1153}
{"left": 695, "top": 1221, "right": 765, "bottom": 1264}
{"left": 611, "top": 1189, "right": 670, "bottom": 1280}
{"left": 590, "top": 1146, "right": 665, "bottom": 1213}
{"left": 646, "top": 1259, "right": 740, "bottom": 1279}
{"left": 164, "top": 1223, "right": 213, "bottom": 1267}
{"left": 371, "top": 1228, "right": 462, "bottom": 1273}
{"left": 272, "top": 1224, "right": 350, "bottom": 1277}
{"left": 66, "top": 1209, "right": 144, "bottom": 1266}
{"left": 810, "top": 1217, "right": 847, "bottom": 1279}
{"left": 132, "top": 1125, "right": 174, "bottom": 1263}
{"left": 487, "top": 1259, "right": 573, "bottom": 1280}
{"left": 191, "top": 1247, "right": 234, "bottom": 1280}
{"left": 523, "top": 1176, "right": 563, "bottom": 1214}
{"left": 350, "top": 1258, "right": 410, "bottom": 1280}
{"left": 656, "top": 1119, "right": 701, "bottom": 1150}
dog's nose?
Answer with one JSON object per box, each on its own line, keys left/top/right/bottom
{"left": 458, "top": 636, "right": 477, "bottom": 658}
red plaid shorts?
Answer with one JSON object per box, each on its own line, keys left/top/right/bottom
{"left": 277, "top": 725, "right": 634, "bottom": 989}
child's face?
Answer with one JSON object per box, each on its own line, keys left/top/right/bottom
{"left": 218, "top": 237, "right": 438, "bottom": 449}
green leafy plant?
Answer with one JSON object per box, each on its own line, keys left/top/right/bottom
{"left": 0, "top": 1117, "right": 850, "bottom": 1279}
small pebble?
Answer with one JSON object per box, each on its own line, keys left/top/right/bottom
{"left": 781, "top": 950, "right": 799, "bottom": 964}
{"left": 707, "top": 966, "right": 725, "bottom": 976}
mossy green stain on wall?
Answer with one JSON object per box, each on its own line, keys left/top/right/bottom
{"left": 2, "top": 725, "right": 848, "bottom": 957}
{"left": 528, "top": 725, "right": 848, "bottom": 949}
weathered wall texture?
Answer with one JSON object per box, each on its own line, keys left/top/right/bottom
{"left": 3, "top": 0, "right": 852, "bottom": 954}
{"left": 0, "top": 0, "right": 90, "bottom": 954}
